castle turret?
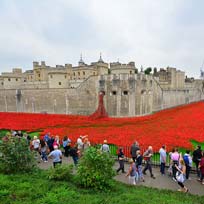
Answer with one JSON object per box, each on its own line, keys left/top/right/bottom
{"left": 98, "top": 53, "right": 104, "bottom": 63}
{"left": 78, "top": 54, "right": 86, "bottom": 66}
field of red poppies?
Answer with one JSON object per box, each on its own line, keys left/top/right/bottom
{"left": 0, "top": 102, "right": 204, "bottom": 151}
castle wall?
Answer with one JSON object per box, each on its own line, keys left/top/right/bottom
{"left": 48, "top": 73, "right": 68, "bottom": 88}
{"left": 0, "top": 76, "right": 98, "bottom": 115}
{"left": 1, "top": 74, "right": 203, "bottom": 117}
{"left": 0, "top": 60, "right": 204, "bottom": 117}
{"left": 99, "top": 74, "right": 157, "bottom": 117}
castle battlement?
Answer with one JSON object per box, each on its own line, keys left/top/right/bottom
{"left": 0, "top": 59, "right": 203, "bottom": 117}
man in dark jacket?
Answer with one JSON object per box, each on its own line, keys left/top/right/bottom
{"left": 193, "top": 145, "right": 202, "bottom": 177}
{"left": 130, "top": 141, "right": 140, "bottom": 162}
{"left": 116, "top": 148, "right": 126, "bottom": 173}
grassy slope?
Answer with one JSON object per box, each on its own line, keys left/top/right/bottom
{"left": 0, "top": 170, "right": 203, "bottom": 204}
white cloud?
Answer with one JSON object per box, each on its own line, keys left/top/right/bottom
{"left": 0, "top": 0, "right": 203, "bottom": 77}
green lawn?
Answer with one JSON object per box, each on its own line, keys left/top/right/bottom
{"left": 0, "top": 170, "right": 203, "bottom": 204}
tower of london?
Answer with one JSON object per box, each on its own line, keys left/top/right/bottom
{"left": 0, "top": 56, "right": 203, "bottom": 117}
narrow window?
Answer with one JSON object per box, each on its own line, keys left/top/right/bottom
{"left": 8, "top": 78, "right": 11, "bottom": 81}
{"left": 59, "top": 82, "right": 61, "bottom": 85}
{"left": 123, "top": 91, "right": 128, "bottom": 95}
{"left": 112, "top": 91, "right": 117, "bottom": 95}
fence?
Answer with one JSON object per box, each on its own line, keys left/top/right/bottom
{"left": 106, "top": 144, "right": 197, "bottom": 173}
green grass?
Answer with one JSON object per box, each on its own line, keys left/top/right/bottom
{"left": 27, "top": 131, "right": 40, "bottom": 138}
{"left": 191, "top": 140, "right": 204, "bottom": 150}
{"left": 0, "top": 170, "right": 203, "bottom": 204}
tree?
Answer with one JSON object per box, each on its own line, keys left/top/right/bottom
{"left": 144, "top": 67, "right": 152, "bottom": 75}
{"left": 77, "top": 146, "right": 115, "bottom": 190}
{"left": 0, "top": 136, "right": 36, "bottom": 174}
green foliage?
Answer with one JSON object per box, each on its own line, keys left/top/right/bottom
{"left": 48, "top": 164, "right": 74, "bottom": 181}
{"left": 77, "top": 146, "right": 116, "bottom": 190}
{"left": 0, "top": 130, "right": 9, "bottom": 140}
{"left": 0, "top": 136, "right": 36, "bottom": 174}
{"left": 28, "top": 131, "right": 40, "bottom": 138}
{"left": 144, "top": 67, "right": 152, "bottom": 75}
{"left": 0, "top": 172, "right": 204, "bottom": 204}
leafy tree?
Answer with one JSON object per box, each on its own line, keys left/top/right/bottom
{"left": 0, "top": 136, "right": 36, "bottom": 174}
{"left": 144, "top": 67, "right": 152, "bottom": 75}
{"left": 77, "top": 146, "right": 115, "bottom": 190}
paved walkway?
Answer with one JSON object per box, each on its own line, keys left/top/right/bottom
{"left": 38, "top": 156, "right": 204, "bottom": 196}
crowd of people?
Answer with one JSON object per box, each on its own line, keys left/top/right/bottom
{"left": 2, "top": 130, "right": 204, "bottom": 193}
{"left": 124, "top": 142, "right": 204, "bottom": 193}
{"left": 30, "top": 133, "right": 92, "bottom": 167}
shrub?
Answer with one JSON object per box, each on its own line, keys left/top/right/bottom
{"left": 0, "top": 136, "right": 36, "bottom": 174}
{"left": 48, "top": 164, "right": 74, "bottom": 181}
{"left": 77, "top": 146, "right": 116, "bottom": 190}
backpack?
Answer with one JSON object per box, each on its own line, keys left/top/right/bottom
{"left": 183, "top": 155, "right": 189, "bottom": 166}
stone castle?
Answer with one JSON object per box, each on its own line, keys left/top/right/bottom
{"left": 0, "top": 55, "right": 203, "bottom": 117}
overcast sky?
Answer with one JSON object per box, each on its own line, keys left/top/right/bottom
{"left": 0, "top": 0, "right": 204, "bottom": 78}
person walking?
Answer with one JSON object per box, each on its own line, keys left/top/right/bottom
{"left": 83, "top": 137, "right": 91, "bottom": 151}
{"left": 48, "top": 145, "right": 62, "bottom": 168}
{"left": 101, "top": 140, "right": 110, "bottom": 153}
{"left": 126, "top": 159, "right": 137, "bottom": 185}
{"left": 77, "top": 135, "right": 87, "bottom": 157}
{"left": 130, "top": 141, "right": 140, "bottom": 162}
{"left": 193, "top": 145, "right": 202, "bottom": 178}
{"left": 62, "top": 136, "right": 71, "bottom": 157}
{"left": 143, "top": 146, "right": 155, "bottom": 179}
{"left": 175, "top": 157, "right": 188, "bottom": 193}
{"left": 69, "top": 143, "right": 79, "bottom": 166}
{"left": 116, "top": 148, "right": 126, "bottom": 174}
{"left": 170, "top": 148, "right": 180, "bottom": 181}
{"left": 40, "top": 139, "right": 48, "bottom": 162}
{"left": 159, "top": 145, "right": 167, "bottom": 175}
{"left": 136, "top": 150, "right": 145, "bottom": 182}
{"left": 183, "top": 150, "right": 192, "bottom": 180}
{"left": 198, "top": 151, "right": 204, "bottom": 185}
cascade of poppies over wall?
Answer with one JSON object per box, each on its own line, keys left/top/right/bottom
{"left": 0, "top": 102, "right": 204, "bottom": 151}
{"left": 89, "top": 91, "right": 108, "bottom": 119}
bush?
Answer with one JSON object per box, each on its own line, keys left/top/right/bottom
{"left": 48, "top": 164, "right": 74, "bottom": 181}
{"left": 0, "top": 136, "right": 36, "bottom": 174}
{"left": 77, "top": 146, "right": 115, "bottom": 190}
